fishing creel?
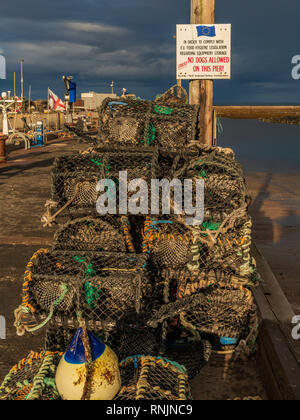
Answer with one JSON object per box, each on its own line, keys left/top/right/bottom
{"left": 155, "top": 145, "right": 248, "bottom": 219}
{"left": 0, "top": 351, "right": 63, "bottom": 400}
{"left": 115, "top": 355, "right": 192, "bottom": 400}
{"left": 14, "top": 249, "right": 151, "bottom": 336}
{"left": 44, "top": 314, "right": 160, "bottom": 363}
{"left": 98, "top": 97, "right": 199, "bottom": 149}
{"left": 142, "top": 207, "right": 258, "bottom": 283}
{"left": 148, "top": 284, "right": 258, "bottom": 352}
{"left": 53, "top": 215, "right": 135, "bottom": 253}
{"left": 42, "top": 148, "right": 157, "bottom": 226}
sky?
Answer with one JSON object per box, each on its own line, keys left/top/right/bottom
{"left": 0, "top": 0, "right": 300, "bottom": 102}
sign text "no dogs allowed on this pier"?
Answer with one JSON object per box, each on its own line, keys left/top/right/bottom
{"left": 176, "top": 24, "right": 231, "bottom": 80}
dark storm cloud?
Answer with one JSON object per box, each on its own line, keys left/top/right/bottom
{"left": 0, "top": 0, "right": 299, "bottom": 102}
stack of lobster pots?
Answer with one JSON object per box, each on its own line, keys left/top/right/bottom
{"left": 7, "top": 93, "right": 260, "bottom": 400}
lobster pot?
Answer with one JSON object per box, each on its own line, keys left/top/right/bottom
{"left": 115, "top": 355, "right": 192, "bottom": 400}
{"left": 158, "top": 267, "right": 258, "bottom": 305}
{"left": 45, "top": 320, "right": 160, "bottom": 362}
{"left": 45, "top": 326, "right": 119, "bottom": 355}
{"left": 50, "top": 149, "right": 155, "bottom": 218}
{"left": 98, "top": 97, "right": 199, "bottom": 149}
{"left": 53, "top": 216, "right": 135, "bottom": 253}
{"left": 155, "top": 145, "right": 247, "bottom": 219}
{"left": 15, "top": 249, "right": 151, "bottom": 335}
{"left": 165, "top": 341, "right": 212, "bottom": 380}
{"left": 148, "top": 285, "right": 258, "bottom": 352}
{"left": 143, "top": 210, "right": 257, "bottom": 281}
{"left": 0, "top": 351, "right": 62, "bottom": 400}
{"left": 142, "top": 217, "right": 193, "bottom": 270}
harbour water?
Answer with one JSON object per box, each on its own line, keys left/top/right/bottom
{"left": 220, "top": 119, "right": 300, "bottom": 312}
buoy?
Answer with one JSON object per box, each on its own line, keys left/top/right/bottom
{"left": 55, "top": 328, "right": 121, "bottom": 400}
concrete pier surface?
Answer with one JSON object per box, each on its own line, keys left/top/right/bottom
{"left": 1, "top": 138, "right": 294, "bottom": 399}
{"left": 0, "top": 137, "right": 85, "bottom": 384}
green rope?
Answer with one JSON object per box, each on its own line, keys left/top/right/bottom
{"left": 73, "top": 256, "right": 101, "bottom": 309}
{"left": 84, "top": 281, "right": 101, "bottom": 309}
{"left": 26, "top": 284, "right": 69, "bottom": 333}
{"left": 73, "top": 255, "right": 95, "bottom": 277}
{"left": 146, "top": 122, "right": 156, "bottom": 145}
{"left": 193, "top": 163, "right": 208, "bottom": 179}
{"left": 201, "top": 221, "right": 221, "bottom": 231}
{"left": 90, "top": 158, "right": 103, "bottom": 167}
{"left": 26, "top": 354, "right": 56, "bottom": 400}
{"left": 154, "top": 105, "right": 173, "bottom": 115}
{"left": 198, "top": 221, "right": 221, "bottom": 239}
{"left": 90, "top": 158, "right": 111, "bottom": 174}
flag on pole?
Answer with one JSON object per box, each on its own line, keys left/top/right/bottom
{"left": 196, "top": 25, "right": 216, "bottom": 37}
{"left": 48, "top": 88, "right": 65, "bottom": 111}
{"left": 15, "top": 97, "right": 23, "bottom": 113}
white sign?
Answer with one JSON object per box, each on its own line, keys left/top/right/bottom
{"left": 176, "top": 24, "right": 231, "bottom": 80}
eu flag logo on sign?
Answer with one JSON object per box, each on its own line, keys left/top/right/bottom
{"left": 196, "top": 25, "right": 216, "bottom": 37}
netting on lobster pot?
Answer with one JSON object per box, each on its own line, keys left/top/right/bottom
{"left": 14, "top": 249, "right": 151, "bottom": 336}
{"left": 42, "top": 149, "right": 156, "bottom": 226}
{"left": 155, "top": 145, "right": 247, "bottom": 220}
{"left": 159, "top": 266, "right": 259, "bottom": 306}
{"left": 53, "top": 215, "right": 135, "bottom": 253}
{"left": 0, "top": 351, "right": 62, "bottom": 400}
{"left": 142, "top": 207, "right": 257, "bottom": 282}
{"left": 142, "top": 217, "right": 193, "bottom": 269}
{"left": 44, "top": 315, "right": 160, "bottom": 362}
{"left": 165, "top": 340, "right": 212, "bottom": 380}
{"left": 98, "top": 97, "right": 199, "bottom": 148}
{"left": 44, "top": 326, "right": 119, "bottom": 354}
{"left": 115, "top": 355, "right": 192, "bottom": 400}
{"left": 180, "top": 152, "right": 247, "bottom": 219}
{"left": 148, "top": 284, "right": 258, "bottom": 352}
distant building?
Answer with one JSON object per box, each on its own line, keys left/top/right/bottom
{"left": 81, "top": 92, "right": 117, "bottom": 110}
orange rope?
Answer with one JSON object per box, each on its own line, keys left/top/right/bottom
{"left": 21, "top": 249, "right": 49, "bottom": 312}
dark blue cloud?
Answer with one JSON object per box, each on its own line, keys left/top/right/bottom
{"left": 0, "top": 0, "right": 299, "bottom": 103}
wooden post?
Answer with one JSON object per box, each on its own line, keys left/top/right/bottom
{"left": 0, "top": 135, "right": 8, "bottom": 164}
{"left": 177, "top": 79, "right": 182, "bottom": 98}
{"left": 190, "top": 0, "right": 215, "bottom": 145}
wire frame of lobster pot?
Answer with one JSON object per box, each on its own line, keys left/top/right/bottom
{"left": 148, "top": 284, "right": 258, "bottom": 352}
{"left": 0, "top": 351, "right": 63, "bottom": 400}
{"left": 53, "top": 216, "right": 135, "bottom": 253}
{"left": 44, "top": 318, "right": 160, "bottom": 363}
{"left": 157, "top": 266, "right": 259, "bottom": 307}
{"left": 14, "top": 249, "right": 151, "bottom": 336}
{"left": 48, "top": 150, "right": 155, "bottom": 220}
{"left": 156, "top": 146, "right": 248, "bottom": 219}
{"left": 115, "top": 355, "right": 192, "bottom": 400}
{"left": 142, "top": 210, "right": 257, "bottom": 281}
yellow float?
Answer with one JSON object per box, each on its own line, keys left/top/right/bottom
{"left": 55, "top": 328, "right": 121, "bottom": 400}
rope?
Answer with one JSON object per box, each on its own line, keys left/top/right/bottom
{"left": 14, "top": 283, "right": 68, "bottom": 335}
{"left": 41, "top": 182, "right": 92, "bottom": 227}
{"left": 77, "top": 313, "right": 93, "bottom": 401}
{"left": 27, "top": 284, "right": 68, "bottom": 333}
{"left": 25, "top": 353, "right": 56, "bottom": 400}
